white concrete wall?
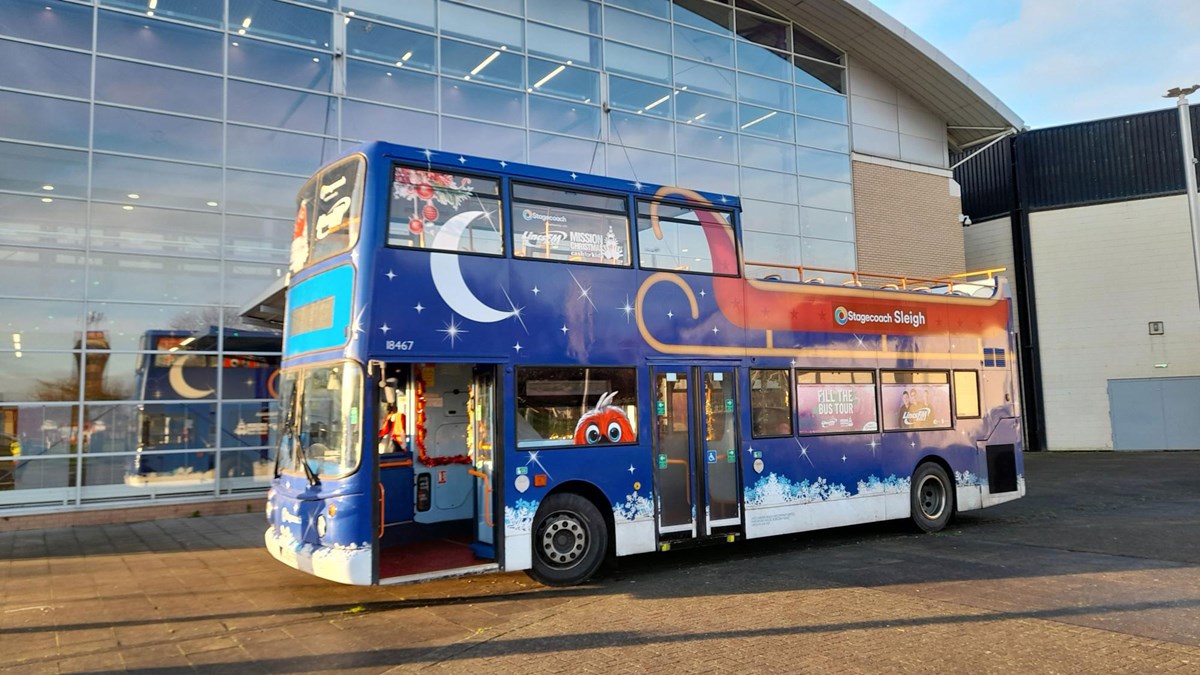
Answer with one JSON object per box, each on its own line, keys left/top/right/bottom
{"left": 1029, "top": 195, "right": 1200, "bottom": 450}
{"left": 847, "top": 62, "right": 949, "bottom": 169}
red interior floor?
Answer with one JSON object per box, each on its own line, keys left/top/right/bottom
{"left": 378, "top": 536, "right": 480, "bottom": 579}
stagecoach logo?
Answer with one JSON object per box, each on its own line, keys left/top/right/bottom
{"left": 522, "top": 209, "right": 567, "bottom": 223}
{"left": 833, "top": 305, "right": 927, "bottom": 328}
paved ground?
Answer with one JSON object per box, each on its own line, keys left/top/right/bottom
{"left": 3, "top": 451, "right": 1200, "bottom": 673}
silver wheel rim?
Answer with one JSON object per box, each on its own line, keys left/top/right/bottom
{"left": 917, "top": 474, "right": 946, "bottom": 520}
{"left": 539, "top": 511, "right": 588, "bottom": 568}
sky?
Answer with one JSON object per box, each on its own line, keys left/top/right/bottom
{"left": 869, "top": 0, "right": 1200, "bottom": 129}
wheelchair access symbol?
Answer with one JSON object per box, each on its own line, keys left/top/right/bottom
{"left": 706, "top": 450, "right": 718, "bottom": 464}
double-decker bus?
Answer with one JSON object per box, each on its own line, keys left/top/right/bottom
{"left": 265, "top": 141, "right": 1024, "bottom": 586}
{"left": 128, "top": 329, "right": 280, "bottom": 484}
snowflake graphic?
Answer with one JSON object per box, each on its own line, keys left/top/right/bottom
{"left": 744, "top": 473, "right": 851, "bottom": 506}
{"left": 613, "top": 490, "right": 654, "bottom": 522}
{"left": 504, "top": 498, "right": 539, "bottom": 533}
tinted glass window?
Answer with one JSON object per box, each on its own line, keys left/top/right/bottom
{"left": 387, "top": 165, "right": 504, "bottom": 255}
{"left": 750, "top": 369, "right": 792, "bottom": 438}
{"left": 512, "top": 183, "right": 630, "bottom": 266}
{"left": 795, "top": 371, "right": 877, "bottom": 435}
{"left": 637, "top": 200, "right": 737, "bottom": 275}
{"left": 516, "top": 367, "right": 638, "bottom": 448}
{"left": 881, "top": 371, "right": 952, "bottom": 431}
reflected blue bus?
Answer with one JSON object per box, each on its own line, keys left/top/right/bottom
{"left": 128, "top": 330, "right": 279, "bottom": 484}
{"left": 265, "top": 142, "right": 1025, "bottom": 586}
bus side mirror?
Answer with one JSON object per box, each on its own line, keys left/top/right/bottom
{"left": 383, "top": 377, "right": 398, "bottom": 405}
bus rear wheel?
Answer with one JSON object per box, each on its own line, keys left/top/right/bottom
{"left": 526, "top": 493, "right": 608, "bottom": 587}
{"left": 911, "top": 462, "right": 953, "bottom": 533}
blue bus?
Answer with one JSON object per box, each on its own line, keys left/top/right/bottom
{"left": 129, "top": 329, "right": 280, "bottom": 484}
{"left": 265, "top": 142, "right": 1024, "bottom": 586}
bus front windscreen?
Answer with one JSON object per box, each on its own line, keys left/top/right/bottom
{"left": 276, "top": 361, "right": 363, "bottom": 481}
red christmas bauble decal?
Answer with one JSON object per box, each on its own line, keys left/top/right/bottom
{"left": 416, "top": 183, "right": 434, "bottom": 199}
{"left": 423, "top": 204, "right": 439, "bottom": 222}
{"left": 408, "top": 217, "right": 424, "bottom": 234}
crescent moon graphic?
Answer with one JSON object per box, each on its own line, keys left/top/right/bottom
{"left": 430, "top": 211, "right": 515, "bottom": 323}
{"left": 169, "top": 354, "right": 215, "bottom": 399}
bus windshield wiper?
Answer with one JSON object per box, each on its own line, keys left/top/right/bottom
{"left": 292, "top": 378, "right": 320, "bottom": 488}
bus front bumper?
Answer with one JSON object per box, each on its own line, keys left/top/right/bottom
{"left": 264, "top": 526, "right": 373, "bottom": 585}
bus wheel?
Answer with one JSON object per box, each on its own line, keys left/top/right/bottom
{"left": 911, "top": 462, "right": 953, "bottom": 533}
{"left": 527, "top": 493, "right": 608, "bottom": 587}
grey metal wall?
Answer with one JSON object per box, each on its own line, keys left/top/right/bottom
{"left": 1109, "top": 377, "right": 1200, "bottom": 451}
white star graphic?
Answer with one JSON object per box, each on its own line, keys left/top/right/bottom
{"left": 797, "top": 440, "right": 815, "bottom": 467}
{"left": 513, "top": 342, "right": 523, "bottom": 353}
{"left": 842, "top": 455, "right": 847, "bottom": 462}
{"left": 526, "top": 451, "right": 551, "bottom": 480}
{"left": 910, "top": 441, "right": 917, "bottom": 448}
{"left": 438, "top": 316, "right": 467, "bottom": 347}
{"left": 667, "top": 310, "right": 674, "bottom": 319}
{"left": 712, "top": 325, "right": 720, "bottom": 334}
{"left": 421, "top": 148, "right": 434, "bottom": 160}
{"left": 631, "top": 181, "right": 644, "bottom": 191}
{"left": 570, "top": 172, "right": 578, "bottom": 180}
{"left": 745, "top": 444, "right": 755, "bottom": 454}
{"left": 618, "top": 296, "right": 634, "bottom": 323}
{"left": 414, "top": 302, "right": 425, "bottom": 314}
{"left": 385, "top": 270, "right": 396, "bottom": 281}
{"left": 568, "top": 270, "right": 596, "bottom": 309}
{"left": 499, "top": 160, "right": 507, "bottom": 168}
{"left": 867, "top": 439, "right": 880, "bottom": 455}
{"left": 350, "top": 249, "right": 359, "bottom": 262}
{"left": 350, "top": 305, "right": 368, "bottom": 341}
{"left": 628, "top": 464, "right": 635, "bottom": 474}
{"left": 458, "top": 155, "right": 467, "bottom": 164}
{"left": 379, "top": 323, "right": 391, "bottom": 334}
{"left": 699, "top": 289, "right": 707, "bottom": 297}
{"left": 560, "top": 324, "right": 569, "bottom": 334}
{"left": 719, "top": 195, "right": 728, "bottom": 204}
{"left": 854, "top": 334, "right": 867, "bottom": 348}
{"left": 532, "top": 285, "right": 540, "bottom": 295}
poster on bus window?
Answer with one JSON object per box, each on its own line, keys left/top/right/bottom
{"left": 795, "top": 383, "right": 878, "bottom": 434}
{"left": 881, "top": 383, "right": 951, "bottom": 430}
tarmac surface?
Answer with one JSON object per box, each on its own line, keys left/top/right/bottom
{"left": 3, "top": 451, "right": 1200, "bottom": 673}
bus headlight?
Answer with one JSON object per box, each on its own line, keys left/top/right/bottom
{"left": 316, "top": 514, "right": 327, "bottom": 537}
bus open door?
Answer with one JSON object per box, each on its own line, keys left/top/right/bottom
{"left": 373, "top": 362, "right": 498, "bottom": 583}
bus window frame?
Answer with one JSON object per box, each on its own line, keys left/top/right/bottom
{"left": 300, "top": 153, "right": 367, "bottom": 271}
{"left": 952, "top": 369, "right": 982, "bottom": 420}
{"left": 749, "top": 367, "right": 794, "bottom": 439}
{"left": 879, "top": 369, "right": 953, "bottom": 433}
{"left": 793, "top": 368, "right": 880, "bottom": 437}
{"left": 509, "top": 180, "right": 634, "bottom": 269}
{"left": 635, "top": 197, "right": 741, "bottom": 278}
{"left": 514, "top": 364, "right": 641, "bottom": 451}
{"left": 385, "top": 161, "right": 507, "bottom": 258}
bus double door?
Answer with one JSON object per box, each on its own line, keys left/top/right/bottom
{"left": 653, "top": 365, "right": 742, "bottom": 539}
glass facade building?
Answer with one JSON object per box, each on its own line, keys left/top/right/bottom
{"left": 0, "top": 0, "right": 852, "bottom": 512}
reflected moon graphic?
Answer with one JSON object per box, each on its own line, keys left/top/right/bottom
{"left": 430, "top": 211, "right": 515, "bottom": 323}
{"left": 169, "top": 354, "right": 215, "bottom": 399}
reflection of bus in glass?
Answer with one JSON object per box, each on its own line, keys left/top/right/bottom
{"left": 128, "top": 330, "right": 280, "bottom": 484}
{"left": 266, "top": 142, "right": 1024, "bottom": 587}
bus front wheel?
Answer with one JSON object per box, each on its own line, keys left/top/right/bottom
{"left": 527, "top": 493, "right": 608, "bottom": 587}
{"left": 911, "top": 462, "right": 953, "bottom": 533}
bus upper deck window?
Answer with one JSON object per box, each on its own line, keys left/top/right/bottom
{"left": 387, "top": 165, "right": 504, "bottom": 256}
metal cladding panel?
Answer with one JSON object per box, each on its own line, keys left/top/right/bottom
{"left": 955, "top": 105, "right": 1200, "bottom": 219}
{"left": 953, "top": 139, "right": 1014, "bottom": 223}
{"left": 1019, "top": 108, "right": 1189, "bottom": 210}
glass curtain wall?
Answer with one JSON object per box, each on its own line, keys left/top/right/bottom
{"left": 0, "top": 0, "right": 851, "bottom": 512}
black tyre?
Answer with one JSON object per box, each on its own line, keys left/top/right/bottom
{"left": 526, "top": 493, "right": 608, "bottom": 587}
{"left": 911, "top": 462, "right": 953, "bottom": 533}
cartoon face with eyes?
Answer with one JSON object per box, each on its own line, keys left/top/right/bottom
{"left": 573, "top": 391, "right": 636, "bottom": 445}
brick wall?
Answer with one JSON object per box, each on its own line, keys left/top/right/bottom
{"left": 853, "top": 160, "right": 966, "bottom": 279}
